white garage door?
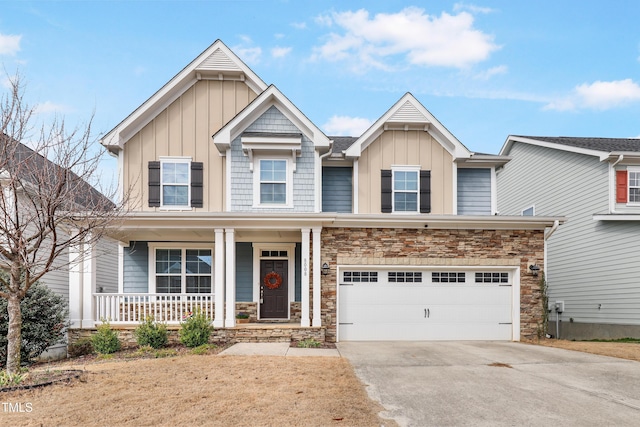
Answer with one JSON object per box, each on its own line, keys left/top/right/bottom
{"left": 339, "top": 269, "right": 515, "bottom": 341}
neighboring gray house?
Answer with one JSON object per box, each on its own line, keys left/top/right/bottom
{"left": 497, "top": 135, "right": 640, "bottom": 339}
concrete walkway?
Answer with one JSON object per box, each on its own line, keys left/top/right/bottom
{"left": 218, "top": 342, "right": 341, "bottom": 357}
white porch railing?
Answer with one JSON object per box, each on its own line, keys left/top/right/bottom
{"left": 94, "top": 293, "right": 215, "bottom": 324}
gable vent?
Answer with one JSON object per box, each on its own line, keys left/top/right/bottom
{"left": 197, "top": 48, "right": 242, "bottom": 72}
{"left": 389, "top": 101, "right": 428, "bottom": 123}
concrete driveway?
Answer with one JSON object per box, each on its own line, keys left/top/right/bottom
{"left": 337, "top": 341, "right": 640, "bottom": 426}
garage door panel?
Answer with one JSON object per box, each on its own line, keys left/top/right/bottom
{"left": 339, "top": 270, "right": 515, "bottom": 341}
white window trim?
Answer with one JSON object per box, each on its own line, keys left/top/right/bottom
{"left": 159, "top": 156, "right": 192, "bottom": 211}
{"left": 253, "top": 156, "right": 294, "bottom": 208}
{"left": 521, "top": 205, "right": 535, "bottom": 216}
{"left": 147, "top": 243, "right": 214, "bottom": 294}
{"left": 391, "top": 165, "right": 421, "bottom": 214}
{"left": 627, "top": 166, "right": 640, "bottom": 205}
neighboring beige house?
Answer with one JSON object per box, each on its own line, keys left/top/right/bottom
{"left": 68, "top": 40, "right": 563, "bottom": 343}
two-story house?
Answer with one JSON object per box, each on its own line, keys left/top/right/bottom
{"left": 498, "top": 136, "right": 640, "bottom": 340}
{"left": 70, "top": 40, "right": 562, "bottom": 343}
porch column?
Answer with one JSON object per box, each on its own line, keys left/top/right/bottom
{"left": 81, "top": 237, "right": 97, "bottom": 328}
{"left": 225, "top": 228, "right": 236, "bottom": 327}
{"left": 214, "top": 228, "right": 225, "bottom": 328}
{"left": 68, "top": 241, "right": 82, "bottom": 328}
{"left": 312, "top": 227, "right": 322, "bottom": 327}
{"left": 301, "top": 228, "right": 311, "bottom": 327}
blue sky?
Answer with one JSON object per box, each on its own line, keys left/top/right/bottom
{"left": 2, "top": 1, "right": 640, "bottom": 184}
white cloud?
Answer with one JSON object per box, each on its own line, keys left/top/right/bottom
{"left": 453, "top": 3, "right": 495, "bottom": 14}
{"left": 271, "top": 46, "right": 292, "bottom": 58}
{"left": 323, "top": 115, "right": 372, "bottom": 136}
{"left": 34, "top": 101, "right": 72, "bottom": 115}
{"left": 473, "top": 65, "right": 507, "bottom": 80}
{"left": 233, "top": 36, "right": 262, "bottom": 65}
{"left": 312, "top": 7, "right": 499, "bottom": 71}
{"left": 0, "top": 33, "right": 21, "bottom": 55}
{"left": 314, "top": 14, "right": 332, "bottom": 27}
{"left": 544, "top": 79, "right": 640, "bottom": 111}
{"left": 291, "top": 21, "right": 307, "bottom": 30}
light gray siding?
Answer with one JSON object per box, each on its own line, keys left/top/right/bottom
{"left": 457, "top": 168, "right": 491, "bottom": 215}
{"left": 236, "top": 242, "right": 253, "bottom": 302}
{"left": 497, "top": 142, "right": 640, "bottom": 327}
{"left": 230, "top": 106, "right": 316, "bottom": 212}
{"left": 322, "top": 166, "right": 352, "bottom": 213}
{"left": 96, "top": 238, "right": 118, "bottom": 293}
{"left": 123, "top": 241, "right": 149, "bottom": 293}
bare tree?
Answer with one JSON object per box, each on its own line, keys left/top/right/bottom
{"left": 0, "top": 73, "right": 124, "bottom": 374}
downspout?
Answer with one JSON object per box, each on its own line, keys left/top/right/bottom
{"left": 544, "top": 219, "right": 560, "bottom": 338}
{"left": 316, "top": 142, "right": 334, "bottom": 212}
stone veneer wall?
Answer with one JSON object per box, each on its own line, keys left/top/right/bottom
{"left": 320, "top": 227, "right": 545, "bottom": 342}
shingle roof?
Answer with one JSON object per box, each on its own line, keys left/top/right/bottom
{"left": 0, "top": 133, "right": 114, "bottom": 210}
{"left": 329, "top": 136, "right": 358, "bottom": 154}
{"left": 514, "top": 136, "right": 640, "bottom": 153}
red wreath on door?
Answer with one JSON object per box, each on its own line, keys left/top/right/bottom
{"left": 263, "top": 271, "right": 283, "bottom": 290}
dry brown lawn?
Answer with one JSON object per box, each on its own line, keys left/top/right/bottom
{"left": 534, "top": 338, "right": 640, "bottom": 362}
{"left": 0, "top": 354, "right": 395, "bottom": 427}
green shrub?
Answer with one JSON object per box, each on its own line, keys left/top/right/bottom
{"left": 134, "top": 316, "right": 168, "bottom": 349}
{"left": 0, "top": 281, "right": 69, "bottom": 367}
{"left": 67, "top": 337, "right": 94, "bottom": 358}
{"left": 179, "top": 309, "right": 213, "bottom": 348}
{"left": 296, "top": 338, "right": 322, "bottom": 348}
{"left": 91, "top": 320, "right": 121, "bottom": 354}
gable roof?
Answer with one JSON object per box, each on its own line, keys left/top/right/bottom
{"left": 212, "top": 85, "right": 332, "bottom": 153}
{"left": 1, "top": 133, "right": 114, "bottom": 210}
{"left": 501, "top": 135, "right": 640, "bottom": 161}
{"left": 100, "top": 40, "right": 268, "bottom": 154}
{"left": 344, "top": 93, "right": 472, "bottom": 160}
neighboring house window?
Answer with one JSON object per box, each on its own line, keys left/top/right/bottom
{"left": 148, "top": 159, "right": 203, "bottom": 208}
{"left": 155, "top": 248, "right": 212, "bottom": 294}
{"left": 381, "top": 168, "right": 431, "bottom": 213}
{"left": 522, "top": 206, "right": 535, "bottom": 216}
{"left": 629, "top": 170, "right": 640, "bottom": 203}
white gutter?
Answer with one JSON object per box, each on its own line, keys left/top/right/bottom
{"left": 544, "top": 219, "right": 560, "bottom": 241}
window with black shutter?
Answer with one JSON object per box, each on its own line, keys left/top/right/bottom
{"left": 148, "top": 159, "right": 203, "bottom": 208}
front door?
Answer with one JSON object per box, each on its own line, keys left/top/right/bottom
{"left": 260, "top": 260, "right": 288, "bottom": 319}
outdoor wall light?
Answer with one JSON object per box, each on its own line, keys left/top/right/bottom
{"left": 321, "top": 262, "right": 330, "bottom": 276}
{"left": 529, "top": 264, "right": 540, "bottom": 276}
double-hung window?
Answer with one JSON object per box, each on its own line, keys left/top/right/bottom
{"left": 259, "top": 159, "right": 287, "bottom": 205}
{"left": 154, "top": 247, "right": 212, "bottom": 294}
{"left": 161, "top": 160, "right": 190, "bottom": 207}
{"left": 629, "top": 170, "right": 640, "bottom": 203}
{"left": 393, "top": 167, "right": 419, "bottom": 212}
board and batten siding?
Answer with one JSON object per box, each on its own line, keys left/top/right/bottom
{"left": 123, "top": 80, "right": 258, "bottom": 212}
{"left": 322, "top": 166, "right": 353, "bottom": 213}
{"left": 497, "top": 142, "right": 640, "bottom": 326}
{"left": 457, "top": 168, "right": 491, "bottom": 215}
{"left": 123, "top": 241, "right": 149, "bottom": 293}
{"left": 357, "top": 130, "right": 453, "bottom": 214}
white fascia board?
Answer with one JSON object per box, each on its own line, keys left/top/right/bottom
{"left": 100, "top": 40, "right": 268, "bottom": 152}
{"left": 500, "top": 135, "right": 607, "bottom": 159}
{"left": 345, "top": 92, "right": 471, "bottom": 160}
{"left": 213, "top": 85, "right": 331, "bottom": 154}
